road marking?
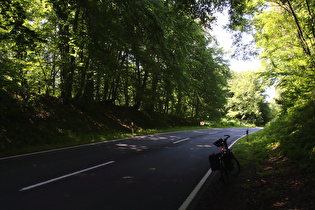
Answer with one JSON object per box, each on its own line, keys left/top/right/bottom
{"left": 173, "top": 138, "right": 189, "bottom": 144}
{"left": 0, "top": 139, "right": 126, "bottom": 161}
{"left": 19, "top": 161, "right": 115, "bottom": 192}
{"left": 178, "top": 134, "right": 246, "bottom": 210}
{"left": 229, "top": 135, "right": 246, "bottom": 149}
{"left": 178, "top": 168, "right": 213, "bottom": 210}
{"left": 0, "top": 143, "right": 107, "bottom": 161}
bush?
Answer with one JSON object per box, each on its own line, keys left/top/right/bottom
{"left": 234, "top": 101, "right": 315, "bottom": 173}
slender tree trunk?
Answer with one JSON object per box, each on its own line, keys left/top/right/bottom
{"left": 95, "top": 70, "right": 101, "bottom": 101}
{"left": 176, "top": 89, "right": 183, "bottom": 116}
{"left": 59, "top": 6, "right": 80, "bottom": 103}
{"left": 304, "top": 0, "right": 315, "bottom": 70}
{"left": 287, "top": 1, "right": 311, "bottom": 56}
{"left": 134, "top": 59, "right": 149, "bottom": 110}
{"left": 83, "top": 72, "right": 94, "bottom": 101}
{"left": 164, "top": 80, "right": 171, "bottom": 114}
{"left": 111, "top": 76, "right": 120, "bottom": 105}
{"left": 147, "top": 73, "right": 158, "bottom": 112}
{"left": 76, "top": 56, "right": 90, "bottom": 99}
{"left": 134, "top": 60, "right": 140, "bottom": 109}
{"left": 124, "top": 77, "right": 130, "bottom": 107}
{"left": 59, "top": 23, "right": 72, "bottom": 103}
{"left": 51, "top": 59, "right": 57, "bottom": 96}
{"left": 123, "top": 54, "right": 130, "bottom": 107}
{"left": 305, "top": 0, "right": 315, "bottom": 50}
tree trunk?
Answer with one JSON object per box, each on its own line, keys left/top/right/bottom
{"left": 76, "top": 56, "right": 90, "bottom": 99}
{"left": 305, "top": 0, "right": 315, "bottom": 51}
{"left": 287, "top": 0, "right": 315, "bottom": 70}
{"left": 147, "top": 73, "right": 158, "bottom": 112}
{"left": 134, "top": 59, "right": 149, "bottom": 110}
{"left": 59, "top": 6, "right": 80, "bottom": 103}
{"left": 287, "top": 1, "right": 311, "bottom": 56}
{"left": 83, "top": 72, "right": 94, "bottom": 101}
{"left": 59, "top": 23, "right": 72, "bottom": 103}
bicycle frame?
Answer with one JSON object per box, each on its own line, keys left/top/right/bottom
{"left": 210, "top": 135, "right": 240, "bottom": 181}
{"left": 214, "top": 135, "right": 230, "bottom": 152}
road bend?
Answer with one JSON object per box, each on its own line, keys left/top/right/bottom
{"left": 0, "top": 127, "right": 261, "bottom": 210}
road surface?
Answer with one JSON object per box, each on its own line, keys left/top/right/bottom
{"left": 0, "top": 127, "right": 261, "bottom": 210}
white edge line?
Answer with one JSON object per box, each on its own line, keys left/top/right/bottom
{"left": 19, "top": 161, "right": 115, "bottom": 192}
{"left": 229, "top": 135, "right": 246, "bottom": 149}
{"left": 0, "top": 139, "right": 124, "bottom": 161}
{"left": 178, "top": 134, "right": 246, "bottom": 210}
{"left": 173, "top": 138, "right": 189, "bottom": 144}
{"left": 2, "top": 128, "right": 230, "bottom": 161}
{"left": 0, "top": 144, "right": 100, "bottom": 161}
{"left": 178, "top": 168, "right": 213, "bottom": 210}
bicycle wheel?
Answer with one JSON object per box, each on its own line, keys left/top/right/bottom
{"left": 219, "top": 159, "right": 229, "bottom": 184}
{"left": 229, "top": 156, "right": 240, "bottom": 176}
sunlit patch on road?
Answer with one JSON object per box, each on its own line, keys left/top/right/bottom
{"left": 196, "top": 144, "right": 212, "bottom": 148}
{"left": 116, "top": 143, "right": 148, "bottom": 152}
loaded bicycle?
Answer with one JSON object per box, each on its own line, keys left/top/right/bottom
{"left": 209, "top": 135, "right": 240, "bottom": 183}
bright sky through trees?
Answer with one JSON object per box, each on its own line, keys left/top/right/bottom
{"left": 211, "top": 11, "right": 276, "bottom": 101}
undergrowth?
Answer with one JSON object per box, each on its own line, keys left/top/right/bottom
{"left": 0, "top": 90, "right": 240, "bottom": 157}
{"left": 230, "top": 105, "right": 315, "bottom": 208}
{"left": 234, "top": 100, "right": 315, "bottom": 173}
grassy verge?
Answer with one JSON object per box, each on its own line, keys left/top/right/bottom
{"left": 229, "top": 126, "right": 315, "bottom": 209}
{"left": 198, "top": 104, "right": 315, "bottom": 209}
{"left": 1, "top": 91, "right": 248, "bottom": 158}
{"left": 1, "top": 124, "right": 244, "bottom": 158}
{"left": 0, "top": 112, "right": 250, "bottom": 158}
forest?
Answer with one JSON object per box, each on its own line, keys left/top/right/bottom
{"left": 0, "top": 0, "right": 315, "bottom": 166}
{"left": 0, "top": 0, "right": 235, "bottom": 120}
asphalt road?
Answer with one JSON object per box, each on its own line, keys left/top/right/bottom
{"left": 0, "top": 127, "right": 262, "bottom": 210}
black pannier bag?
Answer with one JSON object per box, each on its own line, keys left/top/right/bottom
{"left": 209, "top": 153, "right": 220, "bottom": 171}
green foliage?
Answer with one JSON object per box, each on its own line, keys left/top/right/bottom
{"left": 249, "top": 0, "right": 315, "bottom": 171}
{"left": 225, "top": 70, "right": 273, "bottom": 125}
{"left": 206, "top": 118, "right": 255, "bottom": 128}
{"left": 0, "top": 0, "right": 237, "bottom": 121}
{"left": 0, "top": 89, "right": 248, "bottom": 157}
{"left": 255, "top": 0, "right": 315, "bottom": 112}
{"left": 0, "top": 90, "right": 192, "bottom": 155}
{"left": 233, "top": 130, "right": 270, "bottom": 168}
{"left": 234, "top": 101, "right": 315, "bottom": 173}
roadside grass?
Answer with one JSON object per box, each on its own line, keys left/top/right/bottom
{"left": 230, "top": 115, "right": 315, "bottom": 209}
{"left": 0, "top": 124, "right": 244, "bottom": 158}
{"left": 199, "top": 103, "right": 315, "bottom": 209}
{"left": 233, "top": 130, "right": 279, "bottom": 169}
{"left": 202, "top": 118, "right": 256, "bottom": 128}
{"left": 0, "top": 116, "right": 252, "bottom": 158}
{"left": 1, "top": 88, "right": 262, "bottom": 158}
{"left": 1, "top": 91, "right": 251, "bottom": 158}
{"left": 234, "top": 108, "right": 315, "bottom": 174}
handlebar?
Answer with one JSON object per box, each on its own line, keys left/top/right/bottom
{"left": 214, "top": 135, "right": 230, "bottom": 148}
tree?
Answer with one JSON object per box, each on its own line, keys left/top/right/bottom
{"left": 0, "top": 0, "right": 247, "bottom": 122}
{"left": 255, "top": 0, "right": 315, "bottom": 112}
{"left": 0, "top": 0, "right": 45, "bottom": 97}
{"left": 225, "top": 71, "right": 271, "bottom": 125}
{"left": 236, "top": 0, "right": 315, "bottom": 171}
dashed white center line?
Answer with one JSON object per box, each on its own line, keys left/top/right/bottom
{"left": 173, "top": 138, "right": 189, "bottom": 144}
{"left": 19, "top": 161, "right": 115, "bottom": 192}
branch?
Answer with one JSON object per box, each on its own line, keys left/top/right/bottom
{"left": 305, "top": 0, "right": 315, "bottom": 52}
{"left": 286, "top": 0, "right": 311, "bottom": 56}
